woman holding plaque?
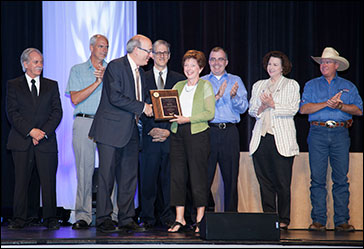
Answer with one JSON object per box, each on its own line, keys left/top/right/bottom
{"left": 168, "top": 50, "right": 215, "bottom": 233}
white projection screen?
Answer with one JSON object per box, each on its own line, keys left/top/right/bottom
{"left": 42, "top": 1, "right": 137, "bottom": 221}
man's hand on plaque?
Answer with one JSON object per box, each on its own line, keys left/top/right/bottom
{"left": 170, "top": 114, "right": 190, "bottom": 124}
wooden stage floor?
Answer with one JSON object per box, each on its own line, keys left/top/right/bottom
{"left": 1, "top": 223, "right": 363, "bottom": 247}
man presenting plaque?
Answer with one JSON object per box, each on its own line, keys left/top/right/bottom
{"left": 88, "top": 34, "right": 153, "bottom": 233}
{"left": 139, "top": 40, "right": 185, "bottom": 229}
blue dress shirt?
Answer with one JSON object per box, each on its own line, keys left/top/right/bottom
{"left": 65, "top": 58, "right": 107, "bottom": 115}
{"left": 300, "top": 74, "right": 363, "bottom": 122}
{"left": 201, "top": 71, "right": 248, "bottom": 123}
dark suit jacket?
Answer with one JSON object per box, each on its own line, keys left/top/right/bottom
{"left": 6, "top": 75, "right": 62, "bottom": 152}
{"left": 89, "top": 55, "right": 146, "bottom": 148}
{"left": 142, "top": 69, "right": 185, "bottom": 153}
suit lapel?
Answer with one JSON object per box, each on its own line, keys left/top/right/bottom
{"left": 20, "top": 76, "right": 35, "bottom": 104}
{"left": 35, "top": 77, "right": 49, "bottom": 107}
{"left": 152, "top": 72, "right": 158, "bottom": 89}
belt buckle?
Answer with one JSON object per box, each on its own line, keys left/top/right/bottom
{"left": 325, "top": 120, "right": 337, "bottom": 128}
{"left": 218, "top": 123, "right": 227, "bottom": 129}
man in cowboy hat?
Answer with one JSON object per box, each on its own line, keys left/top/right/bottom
{"left": 300, "top": 47, "right": 363, "bottom": 232}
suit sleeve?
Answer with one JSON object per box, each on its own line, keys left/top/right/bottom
{"left": 6, "top": 80, "right": 34, "bottom": 137}
{"left": 104, "top": 61, "right": 144, "bottom": 115}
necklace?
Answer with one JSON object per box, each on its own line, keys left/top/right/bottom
{"left": 185, "top": 84, "right": 197, "bottom": 92}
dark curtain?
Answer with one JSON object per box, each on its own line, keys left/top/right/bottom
{"left": 137, "top": 1, "right": 363, "bottom": 152}
{"left": 0, "top": 0, "right": 362, "bottom": 218}
{"left": 1, "top": 1, "right": 43, "bottom": 213}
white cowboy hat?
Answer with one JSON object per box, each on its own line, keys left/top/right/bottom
{"left": 311, "top": 47, "right": 349, "bottom": 71}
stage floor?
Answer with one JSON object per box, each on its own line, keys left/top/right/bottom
{"left": 1, "top": 224, "right": 363, "bottom": 247}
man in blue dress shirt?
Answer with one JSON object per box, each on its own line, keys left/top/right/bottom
{"left": 300, "top": 47, "right": 363, "bottom": 232}
{"left": 201, "top": 47, "right": 248, "bottom": 212}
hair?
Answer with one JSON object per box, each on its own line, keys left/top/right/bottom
{"left": 262, "top": 51, "right": 292, "bottom": 75}
{"left": 89, "top": 34, "right": 108, "bottom": 47}
{"left": 182, "top": 50, "right": 206, "bottom": 69}
{"left": 126, "top": 35, "right": 144, "bottom": 53}
{"left": 210, "top": 46, "right": 228, "bottom": 60}
{"left": 20, "top": 48, "right": 43, "bottom": 72}
{"left": 153, "top": 40, "right": 171, "bottom": 53}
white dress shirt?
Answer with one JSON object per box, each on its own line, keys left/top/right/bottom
{"left": 25, "top": 73, "right": 40, "bottom": 96}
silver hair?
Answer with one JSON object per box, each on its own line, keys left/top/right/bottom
{"left": 126, "top": 36, "right": 142, "bottom": 53}
{"left": 89, "top": 34, "right": 108, "bottom": 46}
{"left": 152, "top": 40, "right": 170, "bottom": 53}
{"left": 20, "top": 48, "right": 43, "bottom": 72}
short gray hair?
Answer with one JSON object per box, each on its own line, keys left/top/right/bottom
{"left": 126, "top": 35, "right": 143, "bottom": 53}
{"left": 20, "top": 48, "right": 43, "bottom": 72}
{"left": 152, "top": 40, "right": 170, "bottom": 53}
{"left": 89, "top": 34, "right": 108, "bottom": 47}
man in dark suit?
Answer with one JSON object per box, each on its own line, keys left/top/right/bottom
{"left": 89, "top": 34, "right": 154, "bottom": 233}
{"left": 139, "top": 40, "right": 185, "bottom": 228}
{"left": 6, "top": 48, "right": 63, "bottom": 230}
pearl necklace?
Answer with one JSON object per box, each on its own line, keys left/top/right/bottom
{"left": 185, "top": 84, "right": 197, "bottom": 92}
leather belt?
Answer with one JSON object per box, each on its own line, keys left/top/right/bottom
{"left": 209, "top": 122, "right": 235, "bottom": 129}
{"left": 76, "top": 113, "right": 95, "bottom": 119}
{"left": 310, "top": 119, "right": 353, "bottom": 128}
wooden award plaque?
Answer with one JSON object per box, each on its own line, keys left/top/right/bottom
{"left": 150, "top": 89, "right": 182, "bottom": 121}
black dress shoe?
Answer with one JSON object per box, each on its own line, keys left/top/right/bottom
{"left": 140, "top": 221, "right": 154, "bottom": 229}
{"left": 72, "top": 220, "right": 89, "bottom": 230}
{"left": 26, "top": 218, "right": 42, "bottom": 227}
{"left": 120, "top": 221, "right": 147, "bottom": 232}
{"left": 97, "top": 219, "right": 117, "bottom": 233}
{"left": 8, "top": 219, "right": 26, "bottom": 230}
{"left": 47, "top": 219, "right": 60, "bottom": 230}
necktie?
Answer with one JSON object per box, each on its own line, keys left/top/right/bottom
{"left": 135, "top": 68, "right": 141, "bottom": 123}
{"left": 158, "top": 71, "right": 164, "bottom": 89}
{"left": 31, "top": 79, "right": 37, "bottom": 104}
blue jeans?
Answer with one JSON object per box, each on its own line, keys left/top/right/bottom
{"left": 308, "top": 125, "right": 351, "bottom": 226}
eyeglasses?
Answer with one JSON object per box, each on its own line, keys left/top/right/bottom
{"left": 320, "top": 60, "right": 335, "bottom": 65}
{"left": 137, "top": 47, "right": 153, "bottom": 54}
{"left": 209, "top": 57, "right": 226, "bottom": 63}
{"left": 154, "top": 51, "right": 170, "bottom": 57}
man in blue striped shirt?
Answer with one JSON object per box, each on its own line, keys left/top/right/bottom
{"left": 201, "top": 47, "right": 248, "bottom": 212}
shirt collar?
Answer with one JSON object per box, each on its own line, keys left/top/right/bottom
{"left": 153, "top": 66, "right": 168, "bottom": 75}
{"left": 208, "top": 71, "right": 228, "bottom": 80}
{"left": 87, "top": 58, "right": 107, "bottom": 69}
{"left": 127, "top": 54, "right": 138, "bottom": 71}
{"left": 25, "top": 73, "right": 40, "bottom": 84}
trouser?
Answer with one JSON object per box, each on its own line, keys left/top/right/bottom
{"left": 308, "top": 126, "right": 350, "bottom": 226}
{"left": 12, "top": 147, "right": 58, "bottom": 222}
{"left": 170, "top": 124, "right": 210, "bottom": 208}
{"left": 208, "top": 125, "right": 240, "bottom": 212}
{"left": 73, "top": 116, "right": 118, "bottom": 224}
{"left": 252, "top": 134, "right": 294, "bottom": 225}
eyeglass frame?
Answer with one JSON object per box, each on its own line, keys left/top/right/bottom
{"left": 320, "top": 59, "right": 336, "bottom": 65}
{"left": 137, "top": 47, "right": 153, "bottom": 54}
{"left": 153, "top": 51, "right": 170, "bottom": 57}
{"left": 209, "top": 57, "right": 227, "bottom": 63}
